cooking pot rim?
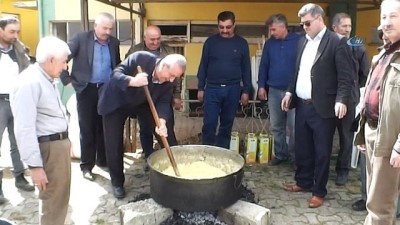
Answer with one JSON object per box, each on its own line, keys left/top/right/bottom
{"left": 147, "top": 144, "right": 245, "bottom": 179}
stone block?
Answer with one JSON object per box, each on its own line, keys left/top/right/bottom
{"left": 218, "top": 200, "right": 271, "bottom": 225}
{"left": 119, "top": 198, "right": 173, "bottom": 225}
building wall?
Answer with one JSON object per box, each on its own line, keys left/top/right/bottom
{"left": 142, "top": 3, "right": 380, "bottom": 76}
{"left": 357, "top": 9, "right": 380, "bottom": 57}
{"left": 0, "top": 0, "right": 39, "bottom": 54}
{"left": 41, "top": 0, "right": 141, "bottom": 56}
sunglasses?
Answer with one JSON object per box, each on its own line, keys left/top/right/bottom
{"left": 299, "top": 17, "right": 318, "bottom": 27}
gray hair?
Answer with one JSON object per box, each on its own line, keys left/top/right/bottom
{"left": 266, "top": 14, "right": 288, "bottom": 28}
{"left": 298, "top": 3, "right": 325, "bottom": 18}
{"left": 161, "top": 54, "right": 187, "bottom": 71}
{"left": 332, "top": 12, "right": 351, "bottom": 27}
{"left": 35, "top": 36, "right": 71, "bottom": 63}
{"left": 94, "top": 12, "right": 115, "bottom": 25}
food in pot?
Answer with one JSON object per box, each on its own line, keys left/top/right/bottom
{"left": 161, "top": 161, "right": 227, "bottom": 179}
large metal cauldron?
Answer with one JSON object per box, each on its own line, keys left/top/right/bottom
{"left": 147, "top": 145, "right": 244, "bottom": 212}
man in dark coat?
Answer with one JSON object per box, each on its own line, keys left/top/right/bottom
{"left": 98, "top": 51, "right": 186, "bottom": 199}
{"left": 281, "top": 3, "right": 352, "bottom": 208}
{"left": 61, "top": 12, "right": 121, "bottom": 181}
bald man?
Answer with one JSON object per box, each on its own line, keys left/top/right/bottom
{"left": 126, "top": 25, "right": 181, "bottom": 160}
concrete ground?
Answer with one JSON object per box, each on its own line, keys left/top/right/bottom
{"left": 1, "top": 112, "right": 400, "bottom": 224}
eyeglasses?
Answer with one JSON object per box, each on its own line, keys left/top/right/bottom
{"left": 299, "top": 17, "right": 318, "bottom": 27}
{"left": 218, "top": 25, "right": 233, "bottom": 30}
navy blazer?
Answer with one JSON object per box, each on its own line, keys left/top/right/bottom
{"left": 61, "top": 30, "right": 121, "bottom": 93}
{"left": 97, "top": 51, "right": 173, "bottom": 119}
{"left": 287, "top": 29, "right": 352, "bottom": 118}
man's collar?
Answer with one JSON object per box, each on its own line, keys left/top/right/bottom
{"left": 36, "top": 63, "right": 55, "bottom": 83}
{"left": 93, "top": 33, "right": 109, "bottom": 44}
{"left": 0, "top": 43, "right": 13, "bottom": 52}
{"left": 306, "top": 26, "right": 326, "bottom": 41}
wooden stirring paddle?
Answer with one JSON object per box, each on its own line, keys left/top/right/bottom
{"left": 137, "top": 66, "right": 180, "bottom": 177}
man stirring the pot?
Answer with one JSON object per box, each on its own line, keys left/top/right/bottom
{"left": 98, "top": 51, "right": 186, "bottom": 199}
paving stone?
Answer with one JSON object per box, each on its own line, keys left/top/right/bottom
{"left": 119, "top": 198, "right": 173, "bottom": 225}
{"left": 2, "top": 131, "right": 399, "bottom": 225}
{"left": 218, "top": 200, "right": 271, "bottom": 225}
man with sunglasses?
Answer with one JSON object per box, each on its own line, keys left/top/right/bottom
{"left": 281, "top": 3, "right": 352, "bottom": 208}
{"left": 0, "top": 16, "right": 34, "bottom": 204}
{"left": 197, "top": 11, "right": 251, "bottom": 149}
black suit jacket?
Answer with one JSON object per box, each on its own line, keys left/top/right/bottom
{"left": 61, "top": 30, "right": 121, "bottom": 93}
{"left": 97, "top": 51, "right": 173, "bottom": 119}
{"left": 287, "top": 29, "right": 352, "bottom": 118}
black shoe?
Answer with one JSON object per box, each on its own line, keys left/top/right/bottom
{"left": 112, "top": 186, "right": 126, "bottom": 199}
{"left": 82, "top": 170, "right": 95, "bottom": 181}
{"left": 268, "top": 158, "right": 284, "bottom": 166}
{"left": 352, "top": 199, "right": 366, "bottom": 211}
{"left": 335, "top": 171, "right": 348, "bottom": 186}
{"left": 15, "top": 174, "right": 35, "bottom": 192}
{"left": 144, "top": 164, "right": 150, "bottom": 172}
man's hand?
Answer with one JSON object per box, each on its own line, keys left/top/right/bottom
{"left": 281, "top": 95, "right": 292, "bottom": 112}
{"left": 258, "top": 88, "right": 267, "bottom": 101}
{"left": 335, "top": 102, "right": 347, "bottom": 119}
{"left": 240, "top": 93, "right": 249, "bottom": 106}
{"left": 197, "top": 90, "right": 204, "bottom": 102}
{"left": 129, "top": 72, "right": 148, "bottom": 87}
{"left": 357, "top": 144, "right": 366, "bottom": 154}
{"left": 155, "top": 119, "right": 168, "bottom": 137}
{"left": 173, "top": 97, "right": 182, "bottom": 111}
{"left": 30, "top": 167, "right": 48, "bottom": 191}
{"left": 390, "top": 150, "right": 400, "bottom": 168}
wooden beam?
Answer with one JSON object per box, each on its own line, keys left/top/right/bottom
{"left": 95, "top": 0, "right": 144, "bottom": 16}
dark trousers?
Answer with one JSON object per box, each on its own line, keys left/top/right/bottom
{"left": 76, "top": 85, "right": 106, "bottom": 171}
{"left": 294, "top": 100, "right": 336, "bottom": 198}
{"left": 359, "top": 152, "right": 367, "bottom": 201}
{"left": 335, "top": 107, "right": 355, "bottom": 174}
{"left": 138, "top": 105, "right": 177, "bottom": 158}
{"left": 202, "top": 83, "right": 241, "bottom": 149}
{"left": 103, "top": 103, "right": 154, "bottom": 187}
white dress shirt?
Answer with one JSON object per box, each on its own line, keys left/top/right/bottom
{"left": 296, "top": 27, "right": 327, "bottom": 100}
{"left": 0, "top": 48, "right": 19, "bottom": 94}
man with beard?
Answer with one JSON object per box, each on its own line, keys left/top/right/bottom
{"left": 0, "top": 16, "right": 34, "bottom": 204}
{"left": 197, "top": 11, "right": 251, "bottom": 148}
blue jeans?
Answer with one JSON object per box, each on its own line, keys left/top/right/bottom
{"left": 202, "top": 83, "right": 241, "bottom": 149}
{"left": 0, "top": 99, "right": 25, "bottom": 177}
{"left": 268, "top": 88, "right": 295, "bottom": 161}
